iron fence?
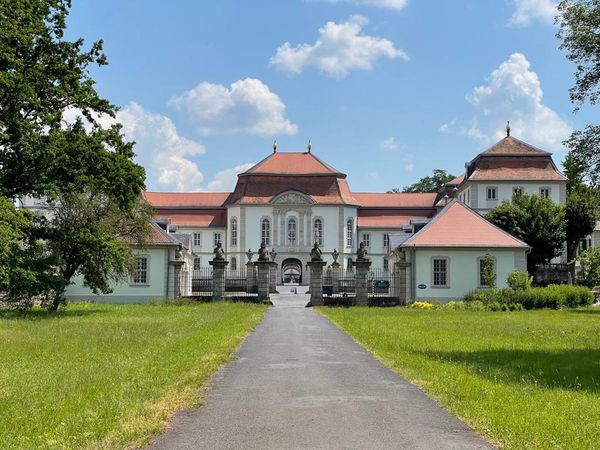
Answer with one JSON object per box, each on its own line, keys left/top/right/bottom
{"left": 323, "top": 268, "right": 356, "bottom": 298}
{"left": 190, "top": 267, "right": 213, "bottom": 297}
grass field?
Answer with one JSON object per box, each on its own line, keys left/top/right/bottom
{"left": 0, "top": 301, "right": 267, "bottom": 450}
{"left": 318, "top": 307, "right": 600, "bottom": 450}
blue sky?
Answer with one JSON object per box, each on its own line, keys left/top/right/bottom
{"left": 66, "top": 0, "right": 595, "bottom": 193}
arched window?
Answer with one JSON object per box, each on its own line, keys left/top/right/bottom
{"left": 346, "top": 218, "right": 353, "bottom": 247}
{"left": 313, "top": 218, "right": 323, "bottom": 245}
{"left": 231, "top": 257, "right": 237, "bottom": 270}
{"left": 230, "top": 217, "right": 237, "bottom": 246}
{"left": 287, "top": 218, "right": 297, "bottom": 245}
{"left": 261, "top": 218, "right": 271, "bottom": 246}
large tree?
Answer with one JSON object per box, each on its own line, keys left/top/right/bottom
{"left": 557, "top": 1, "right": 600, "bottom": 184}
{"left": 563, "top": 151, "right": 599, "bottom": 274}
{"left": 389, "top": 169, "right": 456, "bottom": 193}
{"left": 0, "top": 0, "right": 148, "bottom": 309}
{"left": 486, "top": 194, "right": 566, "bottom": 273}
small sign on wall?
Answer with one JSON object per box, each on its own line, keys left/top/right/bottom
{"left": 417, "top": 284, "right": 427, "bottom": 289}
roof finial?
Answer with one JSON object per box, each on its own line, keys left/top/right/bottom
{"left": 273, "top": 139, "right": 277, "bottom": 153}
{"left": 307, "top": 139, "right": 312, "bottom": 153}
{"left": 506, "top": 121, "right": 511, "bottom": 137}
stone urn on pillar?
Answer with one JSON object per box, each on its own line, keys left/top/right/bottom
{"left": 208, "top": 243, "right": 229, "bottom": 301}
{"left": 306, "top": 243, "right": 326, "bottom": 307}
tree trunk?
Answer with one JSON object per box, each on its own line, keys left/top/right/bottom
{"left": 567, "top": 239, "right": 578, "bottom": 285}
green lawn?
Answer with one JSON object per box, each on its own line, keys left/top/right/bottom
{"left": 318, "top": 307, "right": 600, "bottom": 450}
{"left": 0, "top": 302, "right": 267, "bottom": 450}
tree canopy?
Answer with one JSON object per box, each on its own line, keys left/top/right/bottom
{"left": 557, "top": 0, "right": 600, "bottom": 186}
{"left": 486, "top": 194, "right": 566, "bottom": 273}
{"left": 389, "top": 169, "right": 456, "bottom": 193}
{"left": 0, "top": 0, "right": 149, "bottom": 309}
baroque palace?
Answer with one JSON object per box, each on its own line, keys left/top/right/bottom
{"left": 59, "top": 130, "right": 567, "bottom": 303}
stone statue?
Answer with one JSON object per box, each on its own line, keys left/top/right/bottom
{"left": 174, "top": 244, "right": 183, "bottom": 260}
{"left": 213, "top": 242, "right": 225, "bottom": 261}
{"left": 332, "top": 249, "right": 339, "bottom": 264}
{"left": 310, "top": 242, "right": 323, "bottom": 261}
{"left": 357, "top": 242, "right": 368, "bottom": 261}
{"left": 258, "top": 242, "right": 269, "bottom": 261}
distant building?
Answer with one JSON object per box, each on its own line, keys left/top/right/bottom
{"left": 54, "top": 132, "right": 567, "bottom": 302}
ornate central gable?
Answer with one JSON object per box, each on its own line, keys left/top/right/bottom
{"left": 270, "top": 190, "right": 315, "bottom": 205}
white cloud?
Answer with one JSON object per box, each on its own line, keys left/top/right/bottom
{"left": 168, "top": 78, "right": 298, "bottom": 136}
{"left": 270, "top": 15, "right": 407, "bottom": 77}
{"left": 380, "top": 136, "right": 399, "bottom": 151}
{"left": 312, "top": 0, "right": 407, "bottom": 10}
{"left": 440, "top": 53, "right": 571, "bottom": 152}
{"left": 508, "top": 0, "right": 558, "bottom": 27}
{"left": 204, "top": 163, "right": 255, "bottom": 192}
{"left": 379, "top": 136, "right": 414, "bottom": 171}
{"left": 65, "top": 102, "right": 206, "bottom": 191}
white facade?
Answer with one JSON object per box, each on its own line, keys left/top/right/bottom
{"left": 458, "top": 181, "right": 566, "bottom": 213}
{"left": 407, "top": 248, "right": 527, "bottom": 301}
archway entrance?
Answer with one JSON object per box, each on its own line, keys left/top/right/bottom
{"left": 282, "top": 258, "right": 302, "bottom": 284}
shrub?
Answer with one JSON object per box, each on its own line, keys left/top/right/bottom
{"left": 576, "top": 246, "right": 600, "bottom": 288}
{"left": 444, "top": 301, "right": 466, "bottom": 310}
{"left": 464, "top": 284, "right": 593, "bottom": 310}
{"left": 410, "top": 301, "right": 438, "bottom": 310}
{"left": 507, "top": 270, "right": 533, "bottom": 291}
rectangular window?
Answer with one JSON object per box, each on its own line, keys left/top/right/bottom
{"left": 132, "top": 257, "right": 148, "bottom": 285}
{"left": 540, "top": 187, "right": 550, "bottom": 199}
{"left": 193, "top": 257, "right": 201, "bottom": 270}
{"left": 214, "top": 232, "right": 222, "bottom": 246}
{"left": 193, "top": 232, "right": 202, "bottom": 247}
{"left": 486, "top": 187, "right": 497, "bottom": 201}
{"left": 346, "top": 220, "right": 353, "bottom": 247}
{"left": 432, "top": 258, "right": 448, "bottom": 287}
{"left": 513, "top": 186, "right": 524, "bottom": 197}
{"left": 261, "top": 219, "right": 271, "bottom": 246}
{"left": 383, "top": 259, "right": 389, "bottom": 271}
{"left": 479, "top": 257, "right": 496, "bottom": 287}
{"left": 383, "top": 233, "right": 389, "bottom": 248}
{"left": 467, "top": 189, "right": 470, "bottom": 205}
{"left": 362, "top": 233, "right": 370, "bottom": 247}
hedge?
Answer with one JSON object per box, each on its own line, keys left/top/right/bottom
{"left": 464, "top": 284, "right": 594, "bottom": 310}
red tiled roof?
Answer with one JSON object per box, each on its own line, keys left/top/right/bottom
{"left": 480, "top": 136, "right": 550, "bottom": 156}
{"left": 155, "top": 209, "right": 227, "bottom": 228}
{"left": 143, "top": 192, "right": 229, "bottom": 208}
{"left": 228, "top": 175, "right": 359, "bottom": 205}
{"left": 357, "top": 209, "right": 434, "bottom": 228}
{"left": 124, "top": 221, "right": 178, "bottom": 246}
{"left": 353, "top": 192, "right": 438, "bottom": 208}
{"left": 447, "top": 174, "right": 465, "bottom": 185}
{"left": 402, "top": 201, "right": 529, "bottom": 248}
{"left": 469, "top": 156, "right": 567, "bottom": 181}
{"left": 242, "top": 152, "right": 344, "bottom": 175}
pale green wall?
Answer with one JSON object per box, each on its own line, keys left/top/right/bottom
{"left": 412, "top": 247, "right": 527, "bottom": 301}
{"left": 64, "top": 247, "right": 172, "bottom": 303}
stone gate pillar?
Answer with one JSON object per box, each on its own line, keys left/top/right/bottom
{"left": 209, "top": 259, "right": 229, "bottom": 301}
{"left": 307, "top": 260, "right": 327, "bottom": 307}
{"left": 330, "top": 261, "right": 340, "bottom": 295}
{"left": 354, "top": 260, "right": 372, "bottom": 306}
{"left": 246, "top": 261, "right": 256, "bottom": 294}
{"left": 269, "top": 262, "right": 278, "bottom": 293}
{"left": 254, "top": 261, "right": 271, "bottom": 301}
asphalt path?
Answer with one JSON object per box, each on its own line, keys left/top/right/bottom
{"left": 148, "top": 293, "right": 492, "bottom": 449}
